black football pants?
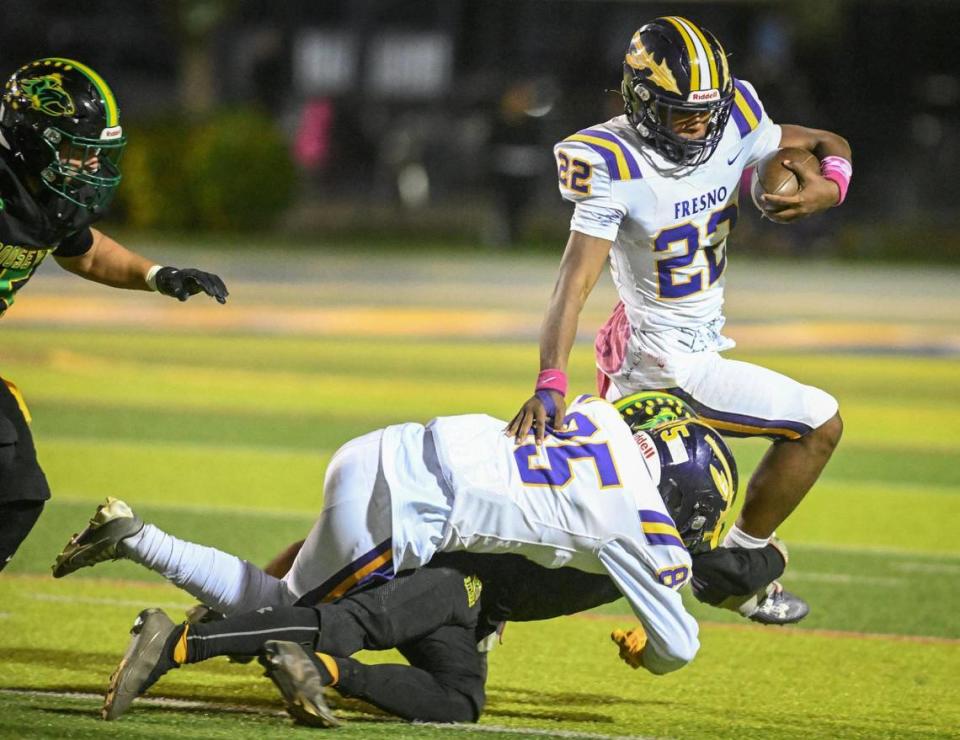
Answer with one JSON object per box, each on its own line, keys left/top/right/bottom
{"left": 1, "top": 378, "right": 50, "bottom": 571}
{"left": 184, "top": 564, "right": 485, "bottom": 722}
{"left": 0, "top": 499, "right": 45, "bottom": 571}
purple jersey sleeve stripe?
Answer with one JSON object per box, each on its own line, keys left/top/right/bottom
{"left": 733, "top": 79, "right": 763, "bottom": 121}
{"left": 665, "top": 387, "right": 812, "bottom": 440}
{"left": 580, "top": 129, "right": 643, "bottom": 179}
{"left": 576, "top": 141, "right": 622, "bottom": 179}
{"left": 645, "top": 532, "right": 686, "bottom": 548}
{"left": 731, "top": 105, "right": 753, "bottom": 138}
{"left": 639, "top": 509, "right": 678, "bottom": 526}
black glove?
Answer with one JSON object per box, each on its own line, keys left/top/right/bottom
{"left": 690, "top": 542, "right": 787, "bottom": 607}
{"left": 155, "top": 267, "right": 228, "bottom": 304}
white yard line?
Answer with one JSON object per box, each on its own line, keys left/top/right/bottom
{"left": 0, "top": 688, "right": 659, "bottom": 740}
{"left": 782, "top": 571, "right": 905, "bottom": 587}
{"left": 52, "top": 495, "right": 319, "bottom": 521}
{"left": 892, "top": 561, "right": 960, "bottom": 575}
{"left": 27, "top": 593, "right": 194, "bottom": 611}
{"left": 787, "top": 541, "right": 960, "bottom": 561}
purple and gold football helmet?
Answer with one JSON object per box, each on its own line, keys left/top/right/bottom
{"left": 621, "top": 17, "right": 734, "bottom": 168}
{"left": 642, "top": 418, "right": 738, "bottom": 552}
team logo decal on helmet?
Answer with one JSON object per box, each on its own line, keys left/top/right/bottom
{"left": 626, "top": 39, "right": 681, "bottom": 96}
{"left": 621, "top": 16, "right": 735, "bottom": 169}
{"left": 615, "top": 391, "right": 699, "bottom": 433}
{"left": 18, "top": 74, "right": 76, "bottom": 117}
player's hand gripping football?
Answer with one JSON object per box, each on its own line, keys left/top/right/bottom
{"left": 611, "top": 625, "right": 648, "bottom": 669}
{"left": 761, "top": 157, "right": 842, "bottom": 223}
{"left": 155, "top": 267, "right": 229, "bottom": 304}
{"left": 506, "top": 390, "right": 566, "bottom": 445}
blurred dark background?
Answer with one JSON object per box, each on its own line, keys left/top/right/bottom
{"left": 3, "top": 0, "right": 957, "bottom": 260}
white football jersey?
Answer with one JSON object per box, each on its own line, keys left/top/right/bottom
{"left": 381, "top": 395, "right": 698, "bottom": 673}
{"left": 555, "top": 79, "right": 781, "bottom": 337}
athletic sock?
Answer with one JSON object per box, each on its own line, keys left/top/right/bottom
{"left": 723, "top": 524, "right": 772, "bottom": 550}
{"left": 181, "top": 605, "right": 321, "bottom": 664}
{"left": 312, "top": 652, "right": 339, "bottom": 686}
{"left": 119, "top": 523, "right": 289, "bottom": 614}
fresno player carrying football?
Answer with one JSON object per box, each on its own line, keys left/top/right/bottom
{"left": 507, "top": 16, "right": 852, "bottom": 622}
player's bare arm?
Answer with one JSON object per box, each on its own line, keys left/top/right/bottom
{"left": 761, "top": 124, "right": 853, "bottom": 221}
{"left": 54, "top": 228, "right": 153, "bottom": 290}
{"left": 506, "top": 230, "right": 612, "bottom": 444}
{"left": 55, "top": 228, "right": 228, "bottom": 303}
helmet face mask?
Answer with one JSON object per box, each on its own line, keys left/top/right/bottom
{"left": 1, "top": 58, "right": 125, "bottom": 228}
{"left": 644, "top": 419, "right": 739, "bottom": 553}
{"left": 621, "top": 17, "right": 734, "bottom": 170}
{"left": 38, "top": 125, "right": 124, "bottom": 211}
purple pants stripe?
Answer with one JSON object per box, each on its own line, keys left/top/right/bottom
{"left": 666, "top": 387, "right": 812, "bottom": 440}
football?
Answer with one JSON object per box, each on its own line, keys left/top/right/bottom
{"left": 750, "top": 147, "right": 817, "bottom": 222}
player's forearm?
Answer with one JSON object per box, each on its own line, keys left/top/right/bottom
{"left": 640, "top": 643, "right": 695, "bottom": 675}
{"left": 810, "top": 130, "right": 851, "bottom": 163}
{"left": 538, "top": 289, "right": 584, "bottom": 372}
{"left": 55, "top": 228, "right": 154, "bottom": 290}
{"left": 780, "top": 124, "right": 851, "bottom": 162}
{"left": 538, "top": 238, "right": 608, "bottom": 371}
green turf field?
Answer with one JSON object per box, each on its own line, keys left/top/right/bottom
{"left": 1, "top": 251, "right": 959, "bottom": 739}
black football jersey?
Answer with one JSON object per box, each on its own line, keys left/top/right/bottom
{"left": 0, "top": 151, "right": 93, "bottom": 316}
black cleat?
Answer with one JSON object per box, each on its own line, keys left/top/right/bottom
{"left": 102, "top": 608, "right": 179, "bottom": 720}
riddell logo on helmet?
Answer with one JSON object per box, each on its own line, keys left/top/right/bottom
{"left": 634, "top": 431, "right": 657, "bottom": 460}
{"left": 100, "top": 126, "right": 123, "bottom": 140}
{"left": 687, "top": 90, "right": 720, "bottom": 103}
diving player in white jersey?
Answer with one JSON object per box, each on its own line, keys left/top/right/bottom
{"left": 507, "top": 16, "right": 851, "bottom": 575}
{"left": 54, "top": 395, "right": 737, "bottom": 678}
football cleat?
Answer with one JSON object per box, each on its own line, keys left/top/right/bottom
{"left": 748, "top": 581, "right": 810, "bottom": 625}
{"left": 261, "top": 641, "right": 341, "bottom": 728}
{"left": 102, "top": 608, "right": 179, "bottom": 720}
{"left": 52, "top": 497, "right": 143, "bottom": 578}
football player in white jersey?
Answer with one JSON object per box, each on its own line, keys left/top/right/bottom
{"left": 55, "top": 397, "right": 737, "bottom": 706}
{"left": 507, "top": 16, "right": 851, "bottom": 575}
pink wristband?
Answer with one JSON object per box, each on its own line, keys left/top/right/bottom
{"left": 535, "top": 369, "right": 568, "bottom": 396}
{"left": 820, "top": 156, "right": 852, "bottom": 205}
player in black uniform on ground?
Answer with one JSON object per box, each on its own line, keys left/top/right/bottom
{"left": 88, "top": 401, "right": 789, "bottom": 725}
{"left": 100, "top": 547, "right": 787, "bottom": 725}
{"left": 0, "top": 58, "right": 227, "bottom": 569}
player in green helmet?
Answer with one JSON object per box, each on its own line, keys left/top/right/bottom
{"left": 0, "top": 58, "right": 228, "bottom": 570}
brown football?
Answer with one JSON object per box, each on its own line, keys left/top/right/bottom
{"left": 751, "top": 147, "right": 817, "bottom": 222}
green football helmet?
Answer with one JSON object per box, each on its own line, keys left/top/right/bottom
{"left": 615, "top": 391, "right": 699, "bottom": 433}
{"left": 0, "top": 58, "right": 125, "bottom": 228}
